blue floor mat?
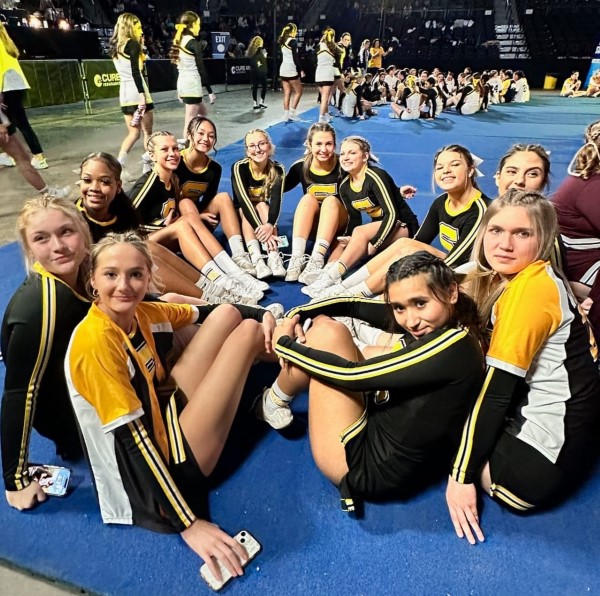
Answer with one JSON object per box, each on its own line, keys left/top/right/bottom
{"left": 1, "top": 96, "right": 600, "bottom": 595}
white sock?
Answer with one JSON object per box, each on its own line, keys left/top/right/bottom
{"left": 247, "top": 240, "right": 263, "bottom": 264}
{"left": 264, "top": 380, "right": 295, "bottom": 416}
{"left": 283, "top": 110, "right": 289, "bottom": 120}
{"left": 343, "top": 264, "right": 370, "bottom": 287}
{"left": 311, "top": 239, "right": 329, "bottom": 260}
{"left": 291, "top": 236, "right": 307, "bottom": 256}
{"left": 195, "top": 276, "right": 208, "bottom": 289}
{"left": 228, "top": 234, "right": 246, "bottom": 256}
{"left": 39, "top": 185, "right": 49, "bottom": 194}
{"left": 200, "top": 261, "right": 224, "bottom": 282}
{"left": 350, "top": 280, "right": 375, "bottom": 298}
{"left": 214, "top": 250, "right": 241, "bottom": 275}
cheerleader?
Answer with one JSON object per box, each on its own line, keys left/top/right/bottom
{"left": 331, "top": 32, "right": 353, "bottom": 114}
{"left": 278, "top": 23, "right": 304, "bottom": 122}
{"left": 303, "top": 136, "right": 418, "bottom": 297}
{"left": 78, "top": 151, "right": 248, "bottom": 304}
{"left": 258, "top": 253, "right": 485, "bottom": 515}
{"left": 316, "top": 145, "right": 489, "bottom": 300}
{"left": 356, "top": 39, "right": 370, "bottom": 71}
{"left": 231, "top": 129, "right": 286, "bottom": 279}
{"left": 315, "top": 27, "right": 337, "bottom": 123}
{"left": 246, "top": 36, "right": 268, "bottom": 110}
{"left": 284, "top": 123, "right": 347, "bottom": 282}
{"left": 0, "top": 22, "right": 49, "bottom": 170}
{"left": 170, "top": 12, "right": 216, "bottom": 139}
{"left": 447, "top": 191, "right": 599, "bottom": 544}
{"left": 513, "top": 70, "right": 530, "bottom": 103}
{"left": 2, "top": 197, "right": 91, "bottom": 511}
{"left": 389, "top": 76, "right": 421, "bottom": 120}
{"left": 129, "top": 131, "right": 267, "bottom": 301}
{"left": 446, "top": 74, "right": 480, "bottom": 115}
{"left": 109, "top": 13, "right": 154, "bottom": 171}
{"left": 560, "top": 71, "right": 584, "bottom": 97}
{"left": 176, "top": 116, "right": 256, "bottom": 276}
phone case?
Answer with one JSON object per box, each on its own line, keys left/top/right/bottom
{"left": 27, "top": 464, "right": 71, "bottom": 497}
{"left": 199, "top": 530, "right": 262, "bottom": 591}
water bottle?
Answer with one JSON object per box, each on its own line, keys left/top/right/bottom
{"left": 130, "top": 106, "right": 145, "bottom": 128}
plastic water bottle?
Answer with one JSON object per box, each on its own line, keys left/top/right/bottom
{"left": 130, "top": 106, "right": 145, "bottom": 128}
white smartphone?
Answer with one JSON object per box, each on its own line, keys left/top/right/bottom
{"left": 199, "top": 530, "right": 262, "bottom": 591}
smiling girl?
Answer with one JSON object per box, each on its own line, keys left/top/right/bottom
{"left": 2, "top": 197, "right": 91, "bottom": 511}
{"left": 447, "top": 190, "right": 599, "bottom": 545}
{"left": 65, "top": 232, "right": 275, "bottom": 581}
{"left": 231, "top": 129, "right": 286, "bottom": 278}
{"left": 257, "top": 252, "right": 484, "bottom": 512}
{"left": 303, "top": 136, "right": 418, "bottom": 297}
{"left": 284, "top": 123, "right": 346, "bottom": 282}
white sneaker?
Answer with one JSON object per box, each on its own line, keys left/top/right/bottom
{"left": 298, "top": 256, "right": 325, "bottom": 285}
{"left": 267, "top": 252, "right": 286, "bottom": 277}
{"left": 31, "top": 156, "right": 49, "bottom": 170}
{"left": 302, "top": 262, "right": 341, "bottom": 297}
{"left": 309, "top": 282, "right": 352, "bottom": 300}
{"left": 45, "top": 186, "right": 71, "bottom": 199}
{"left": 214, "top": 275, "right": 263, "bottom": 302}
{"left": 201, "top": 279, "right": 258, "bottom": 305}
{"left": 232, "top": 253, "right": 257, "bottom": 276}
{"left": 285, "top": 254, "right": 308, "bottom": 282}
{"left": 265, "top": 302, "right": 285, "bottom": 320}
{"left": 231, "top": 270, "right": 269, "bottom": 292}
{"left": 254, "top": 258, "right": 272, "bottom": 280}
{"left": 288, "top": 111, "right": 301, "bottom": 122}
{"left": 0, "top": 153, "right": 16, "bottom": 167}
{"left": 254, "top": 387, "right": 293, "bottom": 429}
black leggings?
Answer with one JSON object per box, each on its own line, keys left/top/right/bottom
{"left": 3, "top": 90, "right": 43, "bottom": 155}
{"left": 251, "top": 72, "right": 267, "bottom": 102}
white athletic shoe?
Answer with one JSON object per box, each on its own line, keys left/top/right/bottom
{"left": 298, "top": 256, "right": 325, "bottom": 285}
{"left": 0, "top": 153, "right": 16, "bottom": 167}
{"left": 201, "top": 279, "right": 258, "bottom": 305}
{"left": 267, "top": 252, "right": 286, "bottom": 277}
{"left": 254, "top": 387, "right": 293, "bottom": 429}
{"left": 232, "top": 253, "right": 257, "bottom": 276}
{"left": 309, "top": 282, "right": 352, "bottom": 300}
{"left": 285, "top": 254, "right": 308, "bottom": 282}
{"left": 301, "top": 262, "right": 341, "bottom": 297}
{"left": 31, "top": 156, "right": 49, "bottom": 170}
{"left": 231, "top": 270, "right": 269, "bottom": 292}
{"left": 45, "top": 186, "right": 71, "bottom": 199}
{"left": 265, "top": 302, "right": 285, "bottom": 320}
{"left": 214, "top": 275, "right": 263, "bottom": 302}
{"left": 254, "top": 258, "right": 272, "bottom": 280}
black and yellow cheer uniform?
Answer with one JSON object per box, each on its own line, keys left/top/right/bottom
{"left": 1, "top": 263, "right": 90, "bottom": 492}
{"left": 176, "top": 34, "right": 213, "bottom": 104}
{"left": 339, "top": 165, "right": 419, "bottom": 250}
{"left": 277, "top": 296, "right": 485, "bottom": 510}
{"left": 129, "top": 171, "right": 178, "bottom": 233}
{"left": 66, "top": 301, "right": 265, "bottom": 533}
{"left": 176, "top": 150, "right": 222, "bottom": 212}
{"left": 452, "top": 261, "right": 600, "bottom": 511}
{"left": 113, "top": 39, "right": 153, "bottom": 115}
{"left": 231, "top": 158, "right": 286, "bottom": 229}
{"left": 76, "top": 197, "right": 142, "bottom": 243}
{"left": 284, "top": 158, "right": 342, "bottom": 202}
{"left": 414, "top": 191, "right": 490, "bottom": 268}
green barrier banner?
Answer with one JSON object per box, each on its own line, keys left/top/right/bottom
{"left": 20, "top": 60, "right": 83, "bottom": 108}
{"left": 81, "top": 60, "right": 121, "bottom": 101}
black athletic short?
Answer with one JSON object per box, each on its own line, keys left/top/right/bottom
{"left": 317, "top": 80, "right": 334, "bottom": 86}
{"left": 121, "top": 102, "right": 155, "bottom": 115}
{"left": 280, "top": 75, "right": 300, "bottom": 82}
{"left": 488, "top": 431, "right": 566, "bottom": 512}
{"left": 180, "top": 96, "right": 203, "bottom": 105}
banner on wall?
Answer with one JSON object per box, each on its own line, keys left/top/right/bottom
{"left": 226, "top": 59, "right": 252, "bottom": 84}
{"left": 212, "top": 32, "right": 230, "bottom": 59}
{"left": 584, "top": 35, "right": 600, "bottom": 88}
{"left": 81, "top": 59, "right": 121, "bottom": 101}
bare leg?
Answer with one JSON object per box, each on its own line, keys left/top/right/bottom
{"left": 282, "top": 80, "right": 292, "bottom": 111}
{"left": 290, "top": 79, "right": 303, "bottom": 110}
{"left": 119, "top": 114, "right": 142, "bottom": 156}
{"left": 201, "top": 192, "right": 243, "bottom": 239}
{"left": 140, "top": 110, "right": 154, "bottom": 151}
{"left": 306, "top": 318, "right": 365, "bottom": 485}
{"left": 0, "top": 134, "right": 46, "bottom": 190}
{"left": 292, "top": 194, "right": 320, "bottom": 240}
{"left": 319, "top": 85, "right": 332, "bottom": 117}
{"left": 175, "top": 306, "right": 264, "bottom": 475}
{"left": 183, "top": 103, "right": 203, "bottom": 140}
{"left": 150, "top": 220, "right": 213, "bottom": 270}
{"left": 315, "top": 196, "right": 348, "bottom": 245}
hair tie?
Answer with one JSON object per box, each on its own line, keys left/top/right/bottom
{"left": 175, "top": 23, "right": 186, "bottom": 32}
